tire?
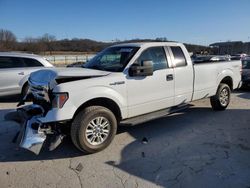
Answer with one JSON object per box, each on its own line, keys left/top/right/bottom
{"left": 71, "top": 106, "right": 117, "bottom": 154}
{"left": 210, "top": 83, "right": 231, "bottom": 111}
{"left": 21, "top": 83, "right": 29, "bottom": 99}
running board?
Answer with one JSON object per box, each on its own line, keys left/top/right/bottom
{"left": 120, "top": 103, "right": 191, "bottom": 126}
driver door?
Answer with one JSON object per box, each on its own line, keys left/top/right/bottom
{"left": 126, "top": 46, "right": 175, "bottom": 117}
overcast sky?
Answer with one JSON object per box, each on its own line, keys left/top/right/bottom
{"left": 0, "top": 0, "right": 250, "bottom": 45}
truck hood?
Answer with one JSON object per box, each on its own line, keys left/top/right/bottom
{"left": 29, "top": 67, "right": 111, "bottom": 88}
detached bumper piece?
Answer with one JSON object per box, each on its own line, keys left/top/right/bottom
{"left": 13, "top": 104, "right": 63, "bottom": 155}
{"left": 19, "top": 116, "right": 46, "bottom": 155}
{"left": 15, "top": 104, "right": 47, "bottom": 155}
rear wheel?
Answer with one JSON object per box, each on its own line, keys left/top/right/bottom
{"left": 210, "top": 83, "right": 231, "bottom": 111}
{"left": 71, "top": 106, "right": 117, "bottom": 154}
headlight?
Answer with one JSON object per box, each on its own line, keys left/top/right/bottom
{"left": 52, "top": 93, "right": 69, "bottom": 108}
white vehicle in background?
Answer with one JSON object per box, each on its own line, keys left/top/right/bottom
{"left": 0, "top": 52, "right": 53, "bottom": 97}
{"left": 12, "top": 42, "right": 242, "bottom": 155}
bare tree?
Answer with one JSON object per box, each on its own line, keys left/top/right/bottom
{"left": 22, "top": 37, "right": 43, "bottom": 53}
{"left": 39, "top": 33, "right": 56, "bottom": 54}
{"left": 40, "top": 33, "right": 56, "bottom": 42}
{"left": 0, "top": 29, "right": 17, "bottom": 50}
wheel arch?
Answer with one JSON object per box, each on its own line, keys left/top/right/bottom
{"left": 18, "top": 75, "right": 29, "bottom": 88}
{"left": 220, "top": 76, "right": 233, "bottom": 90}
{"left": 73, "top": 97, "right": 122, "bottom": 123}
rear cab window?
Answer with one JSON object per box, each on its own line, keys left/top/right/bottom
{"left": 170, "top": 46, "right": 187, "bottom": 67}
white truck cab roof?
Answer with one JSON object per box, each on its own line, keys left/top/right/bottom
{"left": 112, "top": 42, "right": 183, "bottom": 48}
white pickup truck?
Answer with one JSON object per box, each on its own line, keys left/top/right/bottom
{"left": 13, "top": 42, "right": 242, "bottom": 154}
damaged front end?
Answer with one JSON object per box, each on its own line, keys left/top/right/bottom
{"left": 11, "top": 68, "right": 108, "bottom": 154}
{"left": 13, "top": 70, "right": 64, "bottom": 155}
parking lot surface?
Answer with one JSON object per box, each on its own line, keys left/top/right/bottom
{"left": 0, "top": 91, "right": 250, "bottom": 188}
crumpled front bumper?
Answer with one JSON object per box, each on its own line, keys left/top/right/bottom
{"left": 16, "top": 104, "right": 48, "bottom": 155}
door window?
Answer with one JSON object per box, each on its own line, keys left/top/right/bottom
{"left": 22, "top": 58, "right": 43, "bottom": 67}
{"left": 0, "top": 57, "right": 24, "bottom": 68}
{"left": 137, "top": 47, "right": 168, "bottom": 71}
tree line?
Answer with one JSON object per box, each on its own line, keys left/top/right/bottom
{"left": 0, "top": 29, "right": 212, "bottom": 54}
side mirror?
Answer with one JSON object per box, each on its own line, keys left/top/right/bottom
{"left": 129, "top": 60, "right": 153, "bottom": 77}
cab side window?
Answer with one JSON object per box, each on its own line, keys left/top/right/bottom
{"left": 0, "top": 57, "right": 24, "bottom": 68}
{"left": 22, "top": 58, "right": 43, "bottom": 67}
{"left": 171, "top": 46, "right": 187, "bottom": 67}
{"left": 137, "top": 47, "right": 168, "bottom": 71}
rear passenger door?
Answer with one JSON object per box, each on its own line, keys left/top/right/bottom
{"left": 168, "top": 46, "right": 193, "bottom": 105}
{"left": 20, "top": 57, "right": 43, "bottom": 77}
{"left": 0, "top": 57, "right": 26, "bottom": 95}
{"left": 127, "top": 46, "right": 175, "bottom": 117}
{"left": 0, "top": 57, "right": 43, "bottom": 96}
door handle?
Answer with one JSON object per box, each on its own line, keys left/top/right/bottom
{"left": 166, "top": 74, "right": 174, "bottom": 81}
{"left": 18, "top": 72, "right": 24, "bottom": 75}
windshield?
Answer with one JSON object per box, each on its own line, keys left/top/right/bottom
{"left": 242, "top": 60, "right": 250, "bottom": 69}
{"left": 83, "top": 46, "right": 139, "bottom": 72}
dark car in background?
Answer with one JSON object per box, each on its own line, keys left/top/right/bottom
{"left": 192, "top": 55, "right": 230, "bottom": 63}
{"left": 241, "top": 57, "right": 250, "bottom": 88}
{"left": 231, "top": 54, "right": 247, "bottom": 60}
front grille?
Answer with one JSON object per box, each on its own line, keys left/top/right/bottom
{"left": 28, "top": 79, "right": 53, "bottom": 113}
{"left": 28, "top": 81, "right": 50, "bottom": 102}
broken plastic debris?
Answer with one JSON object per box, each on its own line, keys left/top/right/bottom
{"left": 49, "top": 134, "right": 65, "bottom": 151}
{"left": 142, "top": 137, "right": 148, "bottom": 144}
{"left": 75, "top": 163, "right": 83, "bottom": 172}
{"left": 141, "top": 152, "right": 145, "bottom": 158}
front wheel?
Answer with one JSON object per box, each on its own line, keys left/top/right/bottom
{"left": 71, "top": 106, "right": 117, "bottom": 154}
{"left": 21, "top": 83, "right": 29, "bottom": 98}
{"left": 210, "top": 83, "right": 231, "bottom": 111}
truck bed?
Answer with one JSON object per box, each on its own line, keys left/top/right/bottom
{"left": 192, "top": 60, "right": 242, "bottom": 101}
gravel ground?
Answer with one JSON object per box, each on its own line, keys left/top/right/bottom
{"left": 0, "top": 90, "right": 250, "bottom": 188}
